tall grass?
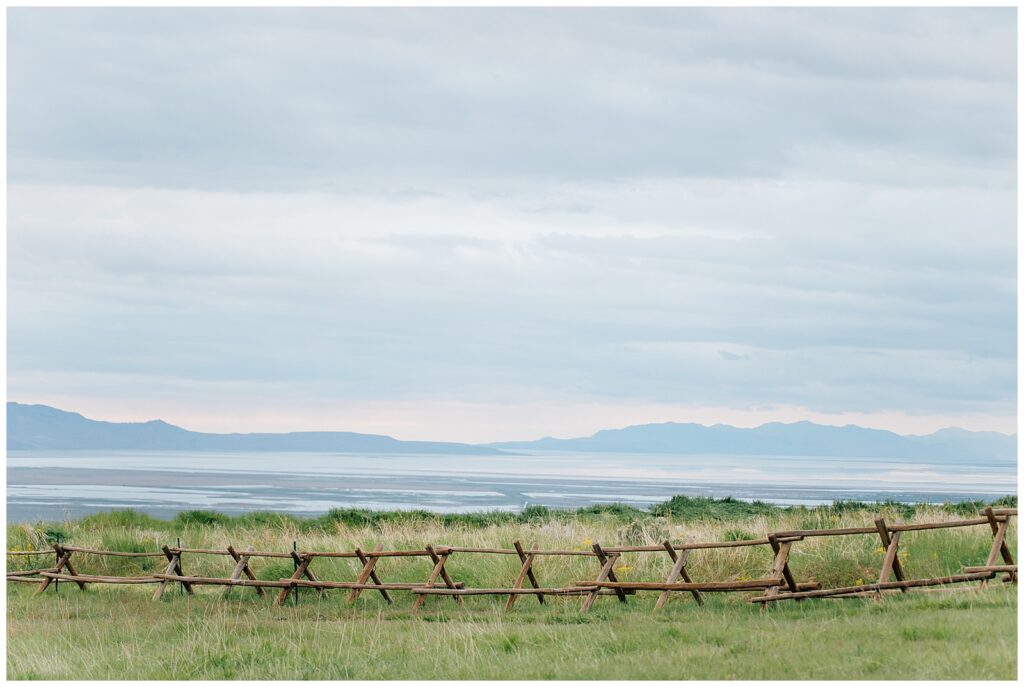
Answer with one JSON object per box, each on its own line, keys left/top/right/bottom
{"left": 7, "top": 496, "right": 1015, "bottom": 591}
{"left": 6, "top": 578, "right": 1016, "bottom": 679}
{"left": 7, "top": 496, "right": 1016, "bottom": 680}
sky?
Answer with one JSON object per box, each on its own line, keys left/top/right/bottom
{"left": 6, "top": 7, "right": 1018, "bottom": 442}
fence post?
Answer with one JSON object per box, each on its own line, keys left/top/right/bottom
{"left": 226, "top": 545, "right": 263, "bottom": 597}
{"left": 759, "top": 535, "right": 794, "bottom": 611}
{"left": 274, "top": 552, "right": 314, "bottom": 607}
{"left": 874, "top": 518, "right": 907, "bottom": 596}
{"left": 656, "top": 541, "right": 703, "bottom": 609}
{"left": 293, "top": 541, "right": 299, "bottom": 606}
{"left": 54, "top": 534, "right": 60, "bottom": 594}
{"left": 350, "top": 544, "right": 391, "bottom": 603}
{"left": 506, "top": 541, "right": 543, "bottom": 611}
{"left": 581, "top": 543, "right": 625, "bottom": 612}
{"left": 983, "top": 507, "right": 1016, "bottom": 584}
{"left": 412, "top": 545, "right": 459, "bottom": 611}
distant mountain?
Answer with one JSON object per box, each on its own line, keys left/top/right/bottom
{"left": 9, "top": 402, "right": 1017, "bottom": 462}
{"left": 6, "top": 402, "right": 503, "bottom": 455}
{"left": 906, "top": 427, "right": 1018, "bottom": 462}
{"left": 489, "top": 420, "right": 1017, "bottom": 462}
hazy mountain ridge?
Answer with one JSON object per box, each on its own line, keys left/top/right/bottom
{"left": 6, "top": 402, "right": 503, "bottom": 455}
{"left": 7, "top": 402, "right": 1017, "bottom": 461}
{"left": 489, "top": 420, "right": 1017, "bottom": 461}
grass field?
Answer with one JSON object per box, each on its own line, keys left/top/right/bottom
{"left": 6, "top": 496, "right": 1018, "bottom": 680}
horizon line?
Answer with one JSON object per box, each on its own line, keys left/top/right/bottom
{"left": 7, "top": 400, "right": 1017, "bottom": 445}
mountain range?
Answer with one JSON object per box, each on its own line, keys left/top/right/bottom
{"left": 6, "top": 402, "right": 1017, "bottom": 461}
{"left": 6, "top": 402, "right": 501, "bottom": 455}
{"left": 489, "top": 421, "right": 1017, "bottom": 462}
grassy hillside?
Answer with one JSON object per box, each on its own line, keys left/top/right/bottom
{"left": 7, "top": 496, "right": 1018, "bottom": 680}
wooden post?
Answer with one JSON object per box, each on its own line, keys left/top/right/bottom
{"left": 505, "top": 541, "right": 543, "bottom": 610}
{"left": 292, "top": 541, "right": 299, "bottom": 606}
{"left": 171, "top": 546, "right": 194, "bottom": 595}
{"left": 54, "top": 537, "right": 60, "bottom": 593}
{"left": 412, "top": 545, "right": 459, "bottom": 611}
{"left": 983, "top": 507, "right": 1016, "bottom": 584}
{"left": 433, "top": 547, "right": 461, "bottom": 605}
{"left": 581, "top": 544, "right": 626, "bottom": 612}
{"left": 274, "top": 553, "right": 315, "bottom": 607}
{"left": 597, "top": 544, "right": 627, "bottom": 604}
{"left": 52, "top": 544, "right": 88, "bottom": 591}
{"left": 153, "top": 546, "right": 191, "bottom": 600}
{"left": 348, "top": 545, "right": 392, "bottom": 603}
{"left": 759, "top": 536, "right": 794, "bottom": 611}
{"left": 986, "top": 520, "right": 1009, "bottom": 567}
{"left": 35, "top": 546, "right": 72, "bottom": 595}
{"left": 875, "top": 518, "right": 908, "bottom": 594}
{"left": 656, "top": 541, "right": 703, "bottom": 609}
{"left": 981, "top": 512, "right": 1010, "bottom": 588}
{"left": 226, "top": 546, "right": 264, "bottom": 597}
{"left": 876, "top": 530, "right": 903, "bottom": 599}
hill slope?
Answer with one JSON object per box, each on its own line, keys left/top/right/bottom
{"left": 489, "top": 420, "right": 1016, "bottom": 461}
{"left": 6, "top": 402, "right": 502, "bottom": 455}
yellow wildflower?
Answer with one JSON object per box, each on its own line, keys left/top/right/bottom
{"left": 575, "top": 537, "right": 594, "bottom": 551}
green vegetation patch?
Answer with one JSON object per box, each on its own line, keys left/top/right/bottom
{"left": 6, "top": 585, "right": 1016, "bottom": 680}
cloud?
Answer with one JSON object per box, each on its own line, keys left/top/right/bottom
{"left": 7, "top": 8, "right": 1016, "bottom": 189}
{"left": 7, "top": 176, "right": 1016, "bottom": 429}
{"left": 5, "top": 8, "right": 1017, "bottom": 438}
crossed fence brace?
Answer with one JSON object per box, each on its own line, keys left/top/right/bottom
{"left": 8, "top": 508, "right": 1016, "bottom": 611}
{"left": 749, "top": 507, "right": 1017, "bottom": 604}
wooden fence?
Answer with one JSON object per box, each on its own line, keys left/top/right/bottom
{"left": 7, "top": 507, "right": 1016, "bottom": 611}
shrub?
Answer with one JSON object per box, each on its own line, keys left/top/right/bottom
{"left": 651, "top": 495, "right": 780, "bottom": 521}
{"left": 520, "top": 505, "right": 551, "bottom": 521}
{"left": 617, "top": 518, "right": 670, "bottom": 546}
{"left": 574, "top": 503, "right": 646, "bottom": 519}
{"left": 42, "top": 527, "right": 68, "bottom": 544}
{"left": 174, "top": 510, "right": 230, "bottom": 527}
{"left": 722, "top": 528, "right": 756, "bottom": 541}
{"left": 79, "top": 509, "right": 164, "bottom": 530}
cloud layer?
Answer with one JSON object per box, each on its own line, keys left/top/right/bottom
{"left": 6, "top": 8, "right": 1017, "bottom": 440}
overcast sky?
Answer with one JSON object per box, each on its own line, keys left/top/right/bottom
{"left": 7, "top": 7, "right": 1017, "bottom": 441}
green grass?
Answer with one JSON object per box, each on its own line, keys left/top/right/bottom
{"left": 6, "top": 496, "right": 1018, "bottom": 680}
{"left": 6, "top": 584, "right": 1016, "bottom": 679}
{"left": 9, "top": 495, "right": 1016, "bottom": 545}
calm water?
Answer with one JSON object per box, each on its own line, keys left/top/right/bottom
{"left": 6, "top": 450, "right": 1017, "bottom": 522}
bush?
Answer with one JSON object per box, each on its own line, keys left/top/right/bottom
{"left": 651, "top": 495, "right": 781, "bottom": 521}
{"left": 520, "top": 505, "right": 551, "bottom": 521}
{"left": 174, "top": 510, "right": 230, "bottom": 527}
{"left": 722, "top": 528, "right": 756, "bottom": 541}
{"left": 79, "top": 509, "right": 165, "bottom": 530}
{"left": 42, "top": 527, "right": 68, "bottom": 544}
{"left": 573, "top": 503, "right": 646, "bottom": 519}
{"left": 617, "top": 518, "right": 670, "bottom": 545}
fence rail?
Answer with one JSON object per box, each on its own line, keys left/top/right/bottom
{"left": 7, "top": 508, "right": 1016, "bottom": 612}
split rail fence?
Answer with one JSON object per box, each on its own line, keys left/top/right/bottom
{"left": 7, "top": 507, "right": 1016, "bottom": 611}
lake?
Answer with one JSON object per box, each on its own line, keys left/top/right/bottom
{"left": 6, "top": 450, "right": 1016, "bottom": 522}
